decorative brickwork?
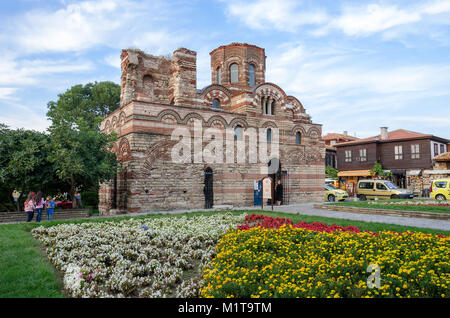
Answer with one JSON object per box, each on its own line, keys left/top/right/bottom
{"left": 99, "top": 43, "right": 325, "bottom": 215}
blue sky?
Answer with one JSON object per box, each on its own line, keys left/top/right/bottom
{"left": 0, "top": 0, "right": 449, "bottom": 139}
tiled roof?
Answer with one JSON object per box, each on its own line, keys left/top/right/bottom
{"left": 337, "top": 170, "right": 372, "bottom": 177}
{"left": 334, "top": 129, "right": 443, "bottom": 146}
{"left": 434, "top": 152, "right": 450, "bottom": 161}
{"left": 322, "top": 133, "right": 359, "bottom": 141}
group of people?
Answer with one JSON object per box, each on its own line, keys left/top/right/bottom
{"left": 24, "top": 191, "right": 56, "bottom": 222}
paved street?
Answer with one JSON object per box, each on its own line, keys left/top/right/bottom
{"left": 251, "top": 202, "right": 450, "bottom": 231}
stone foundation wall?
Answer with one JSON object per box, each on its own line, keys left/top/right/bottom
{"left": 99, "top": 130, "right": 325, "bottom": 215}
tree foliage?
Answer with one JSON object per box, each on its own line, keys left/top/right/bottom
{"left": 47, "top": 81, "right": 120, "bottom": 130}
{"left": 0, "top": 126, "right": 63, "bottom": 211}
{"left": 0, "top": 81, "right": 120, "bottom": 211}
{"left": 46, "top": 82, "right": 120, "bottom": 206}
{"left": 369, "top": 162, "right": 392, "bottom": 179}
{"left": 325, "top": 165, "right": 339, "bottom": 179}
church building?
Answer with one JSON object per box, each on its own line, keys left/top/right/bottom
{"left": 99, "top": 43, "right": 325, "bottom": 214}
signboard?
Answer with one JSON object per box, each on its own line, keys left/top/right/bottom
{"left": 262, "top": 177, "right": 272, "bottom": 199}
{"left": 12, "top": 190, "right": 20, "bottom": 202}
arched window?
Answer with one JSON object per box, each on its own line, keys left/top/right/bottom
{"left": 217, "top": 67, "right": 221, "bottom": 85}
{"left": 230, "top": 63, "right": 239, "bottom": 83}
{"left": 296, "top": 132, "right": 301, "bottom": 144}
{"left": 234, "top": 125, "right": 243, "bottom": 140}
{"left": 267, "top": 128, "right": 272, "bottom": 143}
{"left": 270, "top": 100, "right": 275, "bottom": 115}
{"left": 249, "top": 64, "right": 255, "bottom": 87}
{"left": 212, "top": 98, "right": 220, "bottom": 109}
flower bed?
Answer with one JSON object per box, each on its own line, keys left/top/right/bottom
{"left": 31, "top": 213, "right": 245, "bottom": 298}
{"left": 368, "top": 201, "right": 450, "bottom": 207}
{"left": 238, "top": 214, "right": 362, "bottom": 233}
{"left": 201, "top": 226, "right": 450, "bottom": 298}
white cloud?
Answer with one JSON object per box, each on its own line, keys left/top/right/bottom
{"left": 224, "top": 0, "right": 450, "bottom": 39}
{"left": 422, "top": 0, "right": 450, "bottom": 14}
{"left": 104, "top": 54, "right": 121, "bottom": 69}
{"left": 12, "top": 0, "right": 126, "bottom": 53}
{"left": 268, "top": 43, "right": 450, "bottom": 100}
{"left": 0, "top": 102, "right": 50, "bottom": 132}
{"left": 323, "top": 0, "right": 450, "bottom": 37}
{"left": 225, "top": 0, "right": 327, "bottom": 32}
{"left": 263, "top": 42, "right": 450, "bottom": 138}
{"left": 328, "top": 4, "right": 421, "bottom": 36}
{"left": 0, "top": 55, "right": 93, "bottom": 86}
{"left": 0, "top": 88, "right": 19, "bottom": 100}
{"left": 4, "top": 0, "right": 185, "bottom": 55}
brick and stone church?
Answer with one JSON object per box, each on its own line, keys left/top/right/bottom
{"left": 99, "top": 43, "right": 325, "bottom": 215}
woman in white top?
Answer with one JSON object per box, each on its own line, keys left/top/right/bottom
{"left": 24, "top": 192, "right": 35, "bottom": 222}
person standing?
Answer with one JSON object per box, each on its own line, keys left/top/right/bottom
{"left": 24, "top": 192, "right": 35, "bottom": 222}
{"left": 34, "top": 191, "right": 45, "bottom": 222}
{"left": 275, "top": 179, "right": 283, "bottom": 206}
{"left": 45, "top": 196, "right": 55, "bottom": 221}
{"left": 74, "top": 192, "right": 83, "bottom": 208}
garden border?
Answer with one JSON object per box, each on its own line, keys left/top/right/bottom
{"left": 313, "top": 204, "right": 450, "bottom": 220}
{"left": 0, "top": 209, "right": 90, "bottom": 223}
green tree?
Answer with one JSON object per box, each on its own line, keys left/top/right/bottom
{"left": 46, "top": 82, "right": 120, "bottom": 207}
{"left": 325, "top": 165, "right": 339, "bottom": 179}
{"left": 46, "top": 81, "right": 120, "bottom": 129}
{"left": 47, "top": 123, "right": 117, "bottom": 207}
{"left": 369, "top": 162, "right": 392, "bottom": 179}
{"left": 0, "top": 125, "right": 63, "bottom": 211}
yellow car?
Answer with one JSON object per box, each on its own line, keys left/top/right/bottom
{"left": 430, "top": 178, "right": 450, "bottom": 201}
{"left": 357, "top": 179, "right": 414, "bottom": 200}
{"left": 325, "top": 184, "right": 349, "bottom": 202}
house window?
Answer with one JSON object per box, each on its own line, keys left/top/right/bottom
{"left": 434, "top": 143, "right": 439, "bottom": 157}
{"left": 212, "top": 98, "right": 220, "bottom": 109}
{"left": 411, "top": 144, "right": 420, "bottom": 159}
{"left": 394, "top": 145, "right": 403, "bottom": 160}
{"left": 345, "top": 150, "right": 352, "bottom": 162}
{"left": 234, "top": 125, "right": 242, "bottom": 140}
{"left": 440, "top": 144, "right": 445, "bottom": 154}
{"left": 359, "top": 149, "right": 367, "bottom": 162}
{"left": 249, "top": 64, "right": 255, "bottom": 87}
{"left": 267, "top": 128, "right": 272, "bottom": 143}
{"left": 295, "top": 132, "right": 301, "bottom": 145}
{"left": 217, "top": 67, "right": 221, "bottom": 84}
{"left": 230, "top": 63, "right": 238, "bottom": 83}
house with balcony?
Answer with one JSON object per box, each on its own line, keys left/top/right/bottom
{"left": 335, "top": 127, "right": 449, "bottom": 196}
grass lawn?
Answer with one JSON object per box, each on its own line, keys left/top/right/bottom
{"left": 330, "top": 199, "right": 450, "bottom": 214}
{"left": 1, "top": 209, "right": 449, "bottom": 298}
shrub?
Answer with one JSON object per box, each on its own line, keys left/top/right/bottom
{"left": 81, "top": 191, "right": 99, "bottom": 207}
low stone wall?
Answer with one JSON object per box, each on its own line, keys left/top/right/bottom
{"left": 0, "top": 209, "right": 90, "bottom": 224}
{"left": 314, "top": 204, "right": 450, "bottom": 220}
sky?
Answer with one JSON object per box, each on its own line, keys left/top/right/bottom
{"left": 0, "top": 0, "right": 449, "bottom": 139}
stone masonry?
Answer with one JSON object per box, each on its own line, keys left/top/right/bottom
{"left": 99, "top": 43, "right": 325, "bottom": 215}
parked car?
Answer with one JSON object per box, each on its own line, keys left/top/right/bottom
{"left": 325, "top": 184, "right": 349, "bottom": 202}
{"left": 356, "top": 179, "right": 413, "bottom": 200}
{"left": 430, "top": 178, "right": 450, "bottom": 201}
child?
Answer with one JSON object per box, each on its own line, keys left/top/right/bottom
{"left": 46, "top": 196, "right": 55, "bottom": 221}
{"left": 24, "top": 192, "right": 35, "bottom": 222}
